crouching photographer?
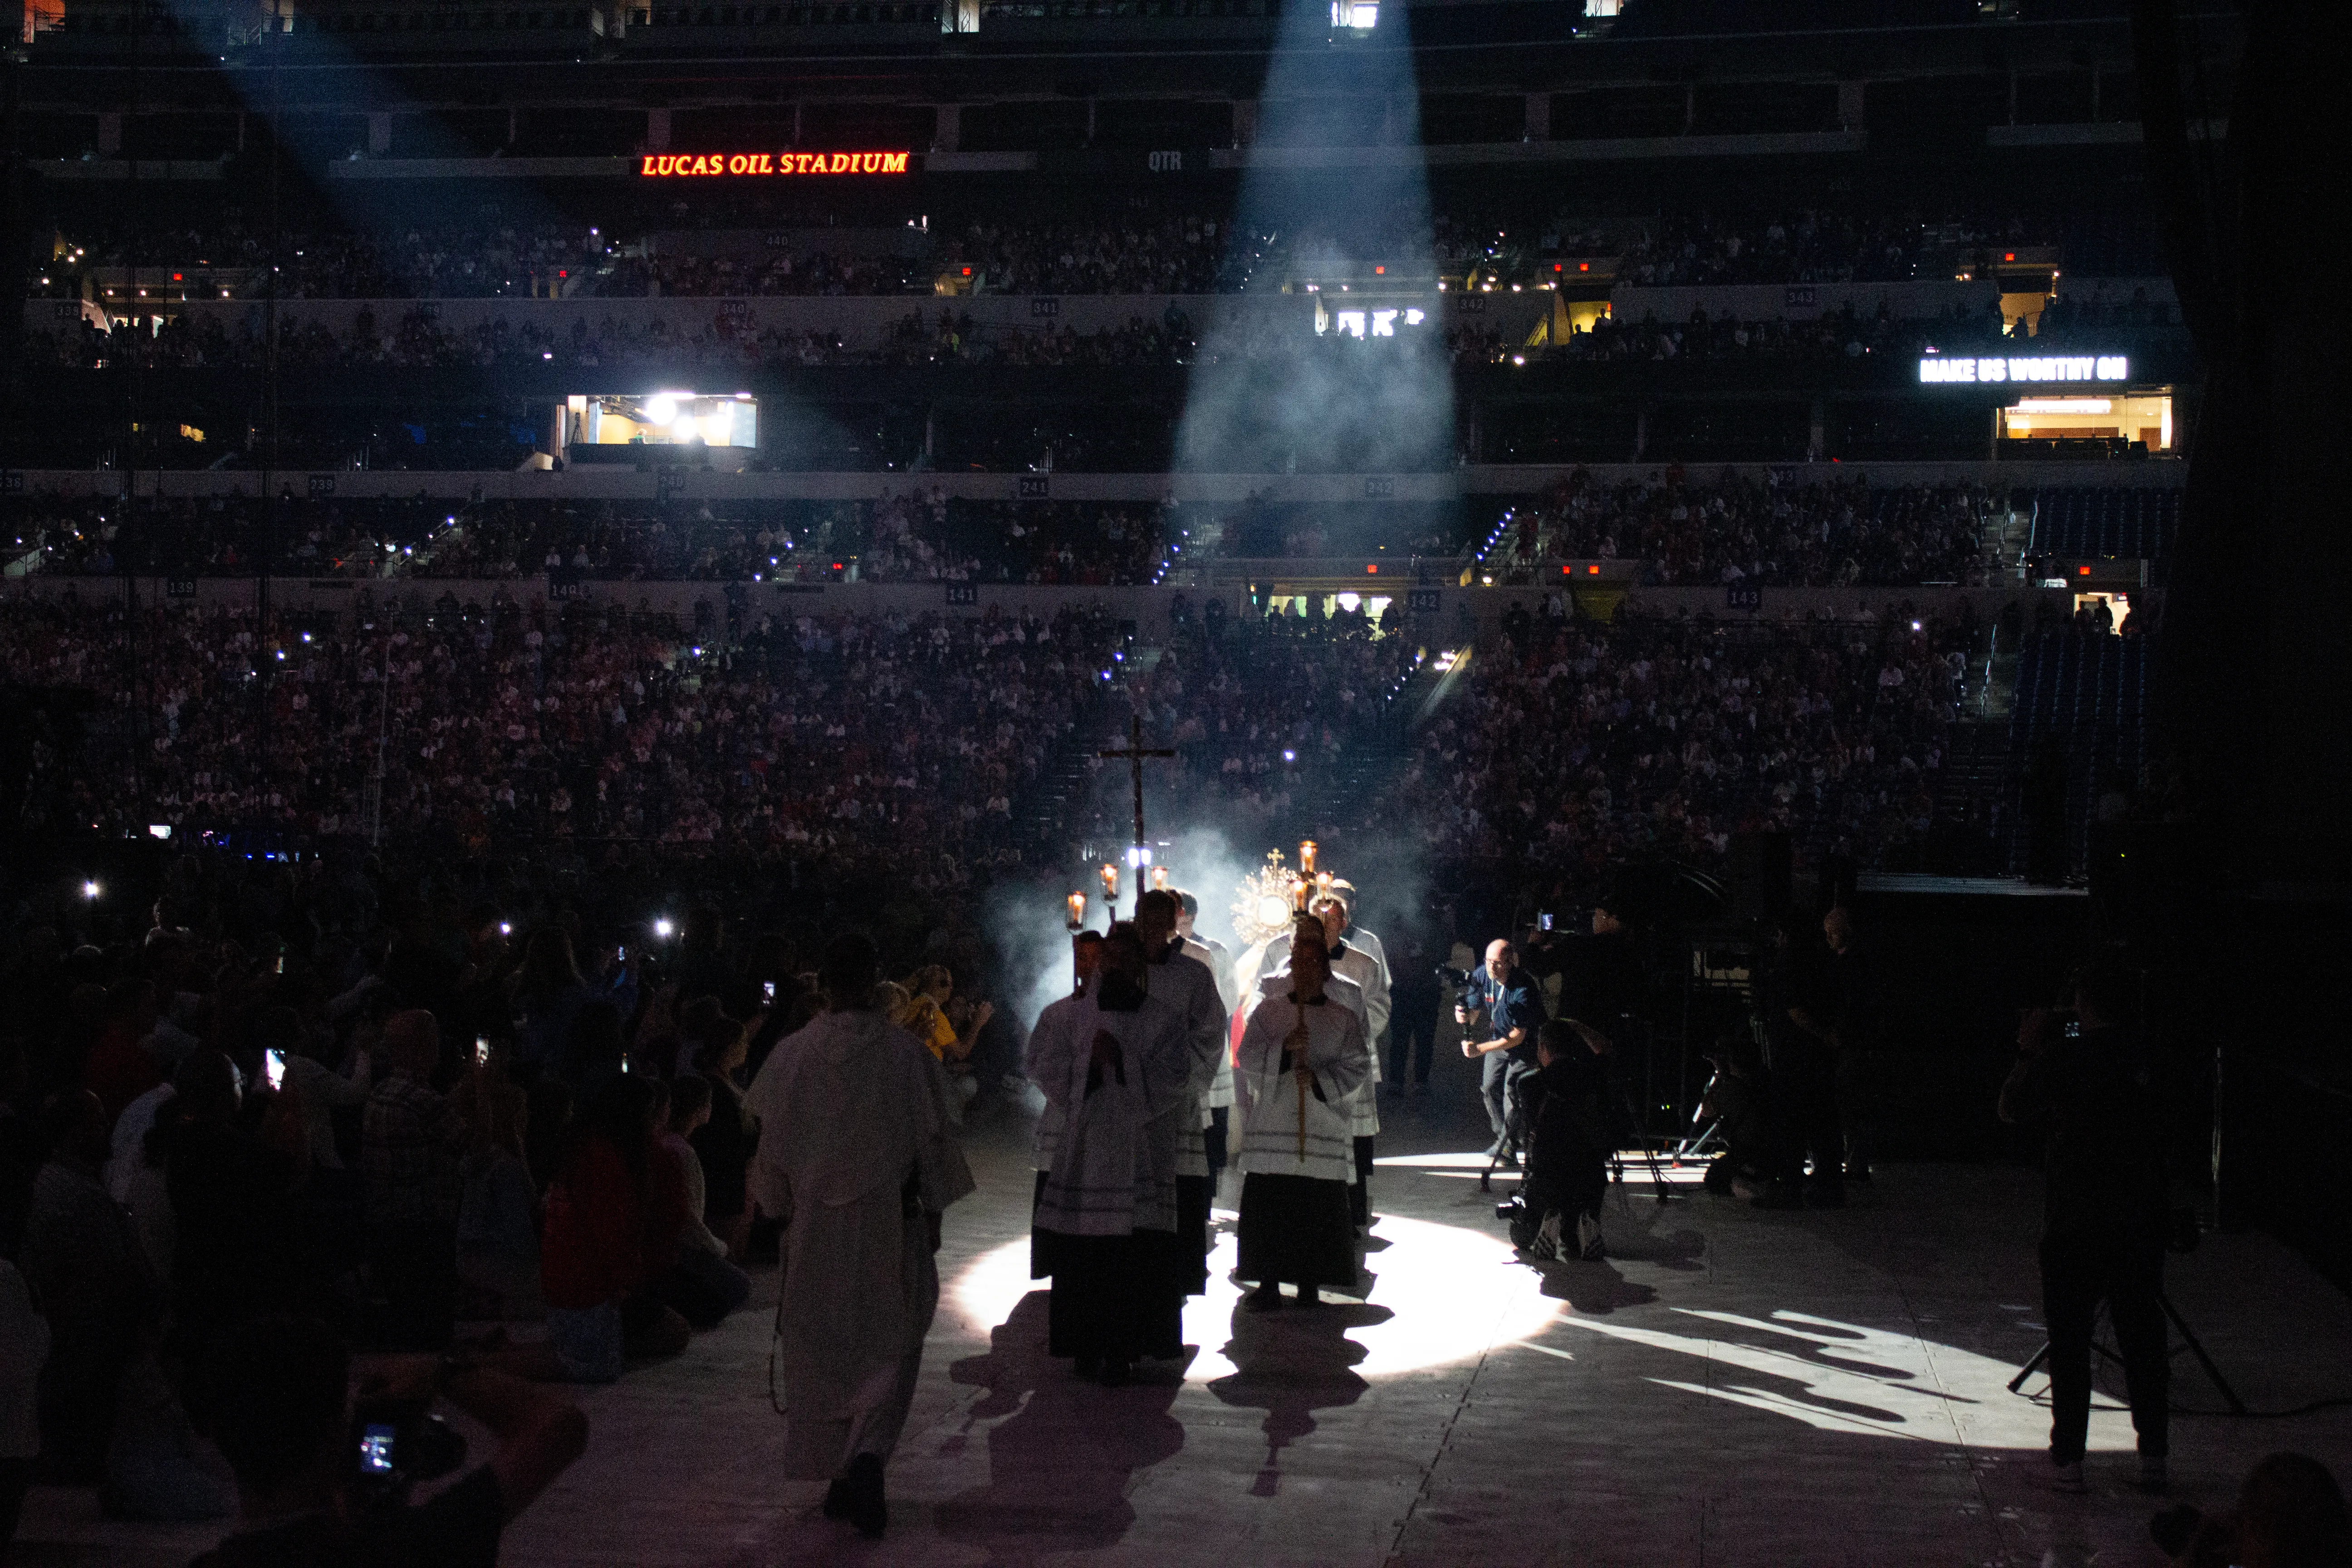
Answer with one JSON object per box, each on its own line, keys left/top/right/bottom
{"left": 1501, "top": 1018, "right": 1616, "bottom": 1264}
{"left": 190, "top": 1315, "right": 588, "bottom": 1567}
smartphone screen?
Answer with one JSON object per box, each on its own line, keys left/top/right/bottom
{"left": 764, "top": 980, "right": 777, "bottom": 1004}
{"left": 474, "top": 1036, "right": 490, "bottom": 1066}
{"left": 1539, "top": 912, "right": 1554, "bottom": 932}
{"left": 274, "top": 954, "right": 285, "bottom": 975}
{"left": 617, "top": 945, "right": 627, "bottom": 963}
{"left": 357, "top": 1424, "right": 397, "bottom": 1475}
{"left": 265, "top": 1049, "right": 286, "bottom": 1090}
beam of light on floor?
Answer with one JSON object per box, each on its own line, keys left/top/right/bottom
{"left": 950, "top": 1210, "right": 1559, "bottom": 1381}
{"left": 1374, "top": 1150, "right": 1711, "bottom": 1185}
{"left": 1544, "top": 1308, "right": 2135, "bottom": 1450}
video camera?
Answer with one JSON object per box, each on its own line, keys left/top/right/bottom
{"left": 1435, "top": 964, "right": 1474, "bottom": 988}
{"left": 350, "top": 1393, "right": 467, "bottom": 1514}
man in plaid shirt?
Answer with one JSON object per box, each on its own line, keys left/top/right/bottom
{"left": 365, "top": 1009, "right": 466, "bottom": 1348}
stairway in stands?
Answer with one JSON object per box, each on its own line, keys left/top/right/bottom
{"left": 1927, "top": 615, "right": 2022, "bottom": 874}
{"left": 2001, "top": 627, "right": 2151, "bottom": 875}
{"left": 1290, "top": 648, "right": 1447, "bottom": 844}
{"left": 1935, "top": 721, "right": 2012, "bottom": 825}
{"left": 1982, "top": 492, "right": 2032, "bottom": 584}
{"left": 1017, "top": 724, "right": 1106, "bottom": 854}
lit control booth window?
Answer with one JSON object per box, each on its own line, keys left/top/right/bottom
{"left": 563, "top": 393, "right": 758, "bottom": 458}
{"left": 1999, "top": 393, "right": 2174, "bottom": 453}
{"left": 1916, "top": 353, "right": 2175, "bottom": 457}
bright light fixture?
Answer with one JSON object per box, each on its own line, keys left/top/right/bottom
{"left": 2011, "top": 397, "right": 2114, "bottom": 414}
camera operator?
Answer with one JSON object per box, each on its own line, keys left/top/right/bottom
{"left": 1458, "top": 940, "right": 1547, "bottom": 1163}
{"left": 1570, "top": 901, "right": 1643, "bottom": 1026}
{"left": 1998, "top": 959, "right": 2171, "bottom": 1496}
{"left": 1758, "top": 907, "right": 1862, "bottom": 1208}
{"left": 190, "top": 1314, "right": 588, "bottom": 1566}
{"left": 1506, "top": 1018, "right": 1617, "bottom": 1262}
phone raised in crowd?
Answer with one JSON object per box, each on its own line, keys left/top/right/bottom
{"left": 264, "top": 1049, "right": 286, "bottom": 1090}
{"left": 274, "top": 953, "right": 285, "bottom": 975}
{"left": 617, "top": 944, "right": 627, "bottom": 964}
{"left": 764, "top": 980, "right": 777, "bottom": 1004}
{"left": 356, "top": 1423, "right": 397, "bottom": 1476}
{"left": 474, "top": 1036, "right": 490, "bottom": 1066}
{"left": 1539, "top": 912, "right": 1554, "bottom": 932}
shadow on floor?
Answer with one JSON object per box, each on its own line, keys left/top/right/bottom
{"left": 1208, "top": 1297, "right": 1388, "bottom": 1498}
{"left": 929, "top": 1289, "right": 1188, "bottom": 1556}
{"left": 1535, "top": 1259, "right": 1659, "bottom": 1313}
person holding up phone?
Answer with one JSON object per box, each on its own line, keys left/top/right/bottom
{"left": 190, "top": 1317, "right": 587, "bottom": 1568}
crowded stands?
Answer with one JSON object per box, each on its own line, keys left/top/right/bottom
{"left": 1395, "top": 609, "right": 1971, "bottom": 881}
{"left": 1469, "top": 472, "right": 1998, "bottom": 588}
{"left": 0, "top": 583, "right": 1990, "bottom": 900}
{"left": 39, "top": 202, "right": 2167, "bottom": 301}
{"left": 4, "top": 477, "right": 2017, "bottom": 585}
{"left": 4, "top": 493, "right": 1178, "bottom": 585}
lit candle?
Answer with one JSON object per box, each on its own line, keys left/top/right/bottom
{"left": 1150, "top": 866, "right": 1170, "bottom": 892}
{"left": 1101, "top": 864, "right": 1120, "bottom": 904}
{"left": 1298, "top": 839, "right": 1318, "bottom": 874}
{"left": 1067, "top": 891, "right": 1087, "bottom": 930}
{"left": 1290, "top": 878, "right": 1310, "bottom": 912}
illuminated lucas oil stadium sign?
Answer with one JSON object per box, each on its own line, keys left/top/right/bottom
{"left": 638, "top": 151, "right": 911, "bottom": 178}
{"left": 1918, "top": 353, "right": 2129, "bottom": 384}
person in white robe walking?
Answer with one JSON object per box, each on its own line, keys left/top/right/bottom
{"left": 746, "top": 933, "right": 975, "bottom": 1539}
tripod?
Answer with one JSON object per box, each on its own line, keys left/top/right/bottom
{"left": 1672, "top": 1065, "right": 1726, "bottom": 1165}
{"left": 1476, "top": 1068, "right": 1673, "bottom": 1205}
{"left": 1606, "top": 1081, "right": 1675, "bottom": 1205}
{"left": 2007, "top": 1290, "right": 2247, "bottom": 1415}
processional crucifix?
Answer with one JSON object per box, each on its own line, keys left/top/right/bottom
{"left": 1097, "top": 714, "right": 1175, "bottom": 919}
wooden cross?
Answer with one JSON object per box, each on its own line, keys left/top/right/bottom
{"left": 1097, "top": 713, "right": 1175, "bottom": 918}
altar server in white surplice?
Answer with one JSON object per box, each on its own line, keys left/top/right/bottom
{"left": 1025, "top": 928, "right": 1102, "bottom": 1283}
{"left": 1030, "top": 924, "right": 1192, "bottom": 1384}
{"left": 1233, "top": 920, "right": 1370, "bottom": 1310}
{"left": 1137, "top": 890, "right": 1228, "bottom": 1298}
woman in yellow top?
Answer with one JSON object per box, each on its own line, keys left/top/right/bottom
{"left": 893, "top": 965, "right": 994, "bottom": 1063}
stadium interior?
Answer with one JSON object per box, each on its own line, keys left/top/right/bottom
{"left": 5, "top": 0, "right": 2350, "bottom": 1562}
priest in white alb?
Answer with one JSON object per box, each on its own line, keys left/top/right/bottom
{"left": 1233, "top": 918, "right": 1371, "bottom": 1309}
{"left": 746, "top": 932, "right": 975, "bottom": 1539}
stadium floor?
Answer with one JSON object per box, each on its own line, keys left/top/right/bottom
{"left": 22, "top": 1051, "right": 2352, "bottom": 1568}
